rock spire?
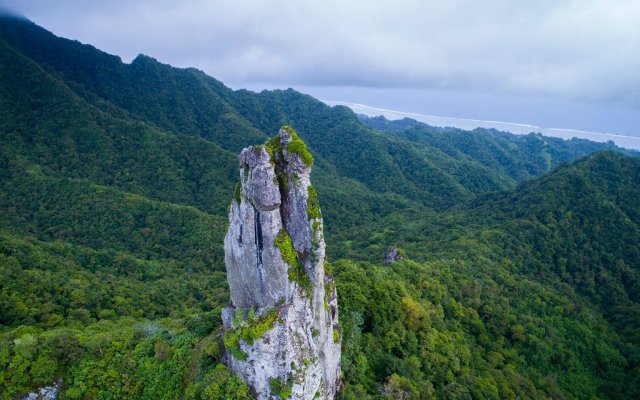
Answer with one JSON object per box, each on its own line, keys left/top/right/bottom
{"left": 222, "top": 127, "right": 341, "bottom": 399}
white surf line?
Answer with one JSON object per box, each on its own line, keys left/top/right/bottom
{"left": 323, "top": 100, "right": 640, "bottom": 150}
{"left": 324, "top": 100, "right": 541, "bottom": 129}
{"left": 545, "top": 127, "right": 640, "bottom": 141}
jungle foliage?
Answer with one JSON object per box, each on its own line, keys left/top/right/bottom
{"left": 1, "top": 15, "right": 639, "bottom": 399}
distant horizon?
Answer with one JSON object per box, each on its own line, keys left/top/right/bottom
{"left": 2, "top": 0, "right": 638, "bottom": 145}
{"left": 229, "top": 80, "right": 640, "bottom": 145}
{"left": 1, "top": 11, "right": 638, "bottom": 150}
{"left": 321, "top": 100, "right": 640, "bottom": 151}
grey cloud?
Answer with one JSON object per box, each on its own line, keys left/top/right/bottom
{"left": 3, "top": 0, "right": 640, "bottom": 105}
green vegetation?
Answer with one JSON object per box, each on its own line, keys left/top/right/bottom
{"left": 1, "top": 15, "right": 639, "bottom": 400}
{"left": 274, "top": 230, "right": 299, "bottom": 268}
{"left": 333, "top": 152, "right": 640, "bottom": 399}
{"left": 266, "top": 126, "right": 313, "bottom": 169}
{"left": 234, "top": 182, "right": 242, "bottom": 204}
{"left": 269, "top": 375, "right": 293, "bottom": 399}
{"left": 223, "top": 308, "right": 280, "bottom": 360}
{"left": 222, "top": 329, "right": 248, "bottom": 361}
{"left": 187, "top": 364, "right": 252, "bottom": 399}
{"left": 274, "top": 230, "right": 312, "bottom": 295}
{"left": 265, "top": 134, "right": 283, "bottom": 161}
{"left": 282, "top": 126, "right": 314, "bottom": 166}
{"left": 335, "top": 254, "right": 637, "bottom": 399}
{"left": 0, "top": 316, "right": 247, "bottom": 399}
{"left": 276, "top": 171, "right": 289, "bottom": 190}
{"left": 306, "top": 186, "right": 322, "bottom": 220}
{"left": 241, "top": 308, "right": 279, "bottom": 345}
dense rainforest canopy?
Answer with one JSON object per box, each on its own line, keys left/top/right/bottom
{"left": 1, "top": 15, "right": 639, "bottom": 400}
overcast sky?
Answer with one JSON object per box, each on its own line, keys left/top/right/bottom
{"left": 2, "top": 0, "right": 639, "bottom": 137}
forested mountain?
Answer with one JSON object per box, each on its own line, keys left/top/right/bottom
{"left": 1, "top": 15, "right": 639, "bottom": 399}
{"left": 361, "top": 114, "right": 637, "bottom": 184}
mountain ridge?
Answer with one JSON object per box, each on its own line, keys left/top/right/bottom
{"left": 1, "top": 15, "right": 639, "bottom": 400}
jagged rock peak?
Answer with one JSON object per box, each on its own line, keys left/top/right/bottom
{"left": 222, "top": 127, "right": 341, "bottom": 399}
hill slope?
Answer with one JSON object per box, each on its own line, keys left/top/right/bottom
{"left": 331, "top": 152, "right": 640, "bottom": 398}
{"left": 1, "top": 15, "right": 639, "bottom": 400}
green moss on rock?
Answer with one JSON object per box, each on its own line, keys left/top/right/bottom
{"left": 274, "top": 229, "right": 298, "bottom": 267}
{"left": 233, "top": 182, "right": 242, "bottom": 204}
{"left": 265, "top": 126, "right": 314, "bottom": 167}
{"left": 223, "top": 308, "right": 280, "bottom": 360}
{"left": 265, "top": 134, "right": 283, "bottom": 162}
{"left": 242, "top": 308, "right": 279, "bottom": 345}
{"left": 223, "top": 330, "right": 247, "bottom": 360}
{"left": 269, "top": 376, "right": 293, "bottom": 399}
{"left": 274, "top": 229, "right": 312, "bottom": 296}
{"left": 306, "top": 186, "right": 321, "bottom": 220}
{"left": 325, "top": 280, "right": 335, "bottom": 303}
{"left": 277, "top": 171, "right": 289, "bottom": 191}
{"left": 279, "top": 126, "right": 313, "bottom": 166}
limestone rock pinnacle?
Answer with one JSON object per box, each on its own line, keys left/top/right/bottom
{"left": 222, "top": 127, "right": 341, "bottom": 399}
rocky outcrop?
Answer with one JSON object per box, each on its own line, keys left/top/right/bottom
{"left": 20, "top": 380, "right": 62, "bottom": 400}
{"left": 384, "top": 247, "right": 405, "bottom": 266}
{"left": 222, "top": 127, "right": 341, "bottom": 399}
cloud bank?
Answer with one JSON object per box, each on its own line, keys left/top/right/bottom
{"left": 3, "top": 0, "right": 640, "bottom": 106}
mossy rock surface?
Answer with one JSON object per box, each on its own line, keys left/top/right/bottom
{"left": 274, "top": 229, "right": 312, "bottom": 295}
{"left": 277, "top": 126, "right": 314, "bottom": 167}
{"left": 223, "top": 308, "right": 280, "bottom": 360}
{"left": 306, "top": 186, "right": 321, "bottom": 219}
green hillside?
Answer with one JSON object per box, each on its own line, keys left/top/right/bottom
{"left": 333, "top": 152, "right": 640, "bottom": 399}
{"left": 1, "top": 15, "right": 639, "bottom": 400}
{"left": 361, "top": 115, "right": 636, "bottom": 183}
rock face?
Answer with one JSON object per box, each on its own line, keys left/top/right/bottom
{"left": 384, "top": 247, "right": 405, "bottom": 266}
{"left": 222, "top": 127, "right": 341, "bottom": 399}
{"left": 20, "top": 380, "right": 63, "bottom": 400}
